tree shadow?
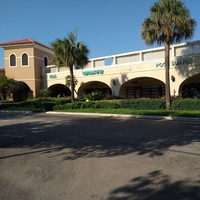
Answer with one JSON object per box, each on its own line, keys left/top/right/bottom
{"left": 0, "top": 113, "right": 199, "bottom": 160}
{"left": 174, "top": 47, "right": 199, "bottom": 79}
{"left": 108, "top": 170, "right": 200, "bottom": 200}
{"left": 110, "top": 73, "right": 128, "bottom": 97}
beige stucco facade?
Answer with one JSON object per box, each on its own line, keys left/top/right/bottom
{"left": 45, "top": 40, "right": 200, "bottom": 99}
{"left": 1, "top": 38, "right": 200, "bottom": 100}
{"left": 0, "top": 39, "right": 53, "bottom": 98}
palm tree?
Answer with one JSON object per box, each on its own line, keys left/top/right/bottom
{"left": 65, "top": 75, "right": 78, "bottom": 95}
{"left": 51, "top": 32, "right": 89, "bottom": 102}
{"left": 141, "top": 0, "right": 196, "bottom": 110}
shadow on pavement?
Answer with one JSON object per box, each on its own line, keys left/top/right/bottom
{"left": 108, "top": 170, "right": 200, "bottom": 200}
{"left": 0, "top": 113, "right": 199, "bottom": 160}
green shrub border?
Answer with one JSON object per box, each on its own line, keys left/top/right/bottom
{"left": 1, "top": 98, "right": 200, "bottom": 111}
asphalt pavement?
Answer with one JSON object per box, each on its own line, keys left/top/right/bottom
{"left": 0, "top": 112, "right": 199, "bottom": 200}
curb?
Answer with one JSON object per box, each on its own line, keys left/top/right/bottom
{"left": 1, "top": 110, "right": 199, "bottom": 122}
{"left": 46, "top": 111, "right": 200, "bottom": 122}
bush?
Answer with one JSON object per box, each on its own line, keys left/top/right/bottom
{"left": 39, "top": 89, "right": 51, "bottom": 97}
{"left": 53, "top": 100, "right": 120, "bottom": 110}
{"left": 93, "top": 100, "right": 120, "bottom": 109}
{"left": 119, "top": 98, "right": 165, "bottom": 110}
{"left": 0, "top": 97, "right": 71, "bottom": 111}
{"left": 171, "top": 98, "right": 200, "bottom": 110}
{"left": 85, "top": 92, "right": 105, "bottom": 101}
{"left": 53, "top": 102, "right": 82, "bottom": 110}
{"left": 53, "top": 99, "right": 166, "bottom": 111}
{"left": 2, "top": 98, "right": 200, "bottom": 112}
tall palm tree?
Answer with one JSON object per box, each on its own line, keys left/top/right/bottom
{"left": 51, "top": 32, "right": 89, "bottom": 102}
{"left": 141, "top": 0, "right": 196, "bottom": 110}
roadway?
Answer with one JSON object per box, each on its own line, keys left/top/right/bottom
{"left": 0, "top": 112, "right": 199, "bottom": 200}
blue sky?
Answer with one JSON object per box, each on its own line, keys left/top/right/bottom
{"left": 0, "top": 0, "right": 199, "bottom": 68}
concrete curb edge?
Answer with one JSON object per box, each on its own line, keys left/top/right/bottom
{"left": 46, "top": 111, "right": 200, "bottom": 122}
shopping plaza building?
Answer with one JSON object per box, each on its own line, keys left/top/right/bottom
{"left": 0, "top": 38, "right": 200, "bottom": 101}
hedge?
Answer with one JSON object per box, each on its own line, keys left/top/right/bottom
{"left": 119, "top": 99, "right": 165, "bottom": 110}
{"left": 171, "top": 98, "right": 200, "bottom": 110}
{"left": 0, "top": 97, "right": 71, "bottom": 111}
{"left": 53, "top": 98, "right": 200, "bottom": 111}
{"left": 53, "top": 99, "right": 166, "bottom": 110}
{"left": 1, "top": 98, "right": 200, "bottom": 112}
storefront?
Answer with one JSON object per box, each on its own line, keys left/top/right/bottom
{"left": 1, "top": 38, "right": 200, "bottom": 100}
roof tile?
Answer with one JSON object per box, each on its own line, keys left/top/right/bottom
{"left": 0, "top": 38, "right": 52, "bottom": 50}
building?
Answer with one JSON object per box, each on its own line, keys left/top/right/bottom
{"left": 0, "top": 68, "right": 5, "bottom": 74}
{"left": 0, "top": 38, "right": 200, "bottom": 101}
{"left": 0, "top": 38, "right": 53, "bottom": 101}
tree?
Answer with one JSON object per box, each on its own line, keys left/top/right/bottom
{"left": 141, "top": 0, "right": 196, "bottom": 110}
{"left": 0, "top": 74, "right": 16, "bottom": 100}
{"left": 65, "top": 75, "right": 78, "bottom": 95}
{"left": 51, "top": 32, "right": 89, "bottom": 102}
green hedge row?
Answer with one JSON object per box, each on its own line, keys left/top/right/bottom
{"left": 0, "top": 97, "right": 71, "bottom": 111}
{"left": 54, "top": 98, "right": 200, "bottom": 111}
{"left": 1, "top": 98, "right": 200, "bottom": 111}
{"left": 53, "top": 100, "right": 120, "bottom": 110}
{"left": 171, "top": 98, "right": 200, "bottom": 110}
{"left": 53, "top": 99, "right": 166, "bottom": 110}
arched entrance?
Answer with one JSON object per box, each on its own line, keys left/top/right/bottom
{"left": 12, "top": 81, "right": 31, "bottom": 102}
{"left": 120, "top": 77, "right": 165, "bottom": 98}
{"left": 179, "top": 74, "right": 200, "bottom": 98}
{"left": 78, "top": 81, "right": 112, "bottom": 99}
{"left": 48, "top": 84, "right": 71, "bottom": 98}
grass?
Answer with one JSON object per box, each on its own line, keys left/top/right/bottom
{"left": 53, "top": 108, "right": 200, "bottom": 118}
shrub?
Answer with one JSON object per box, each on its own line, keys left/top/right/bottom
{"left": 94, "top": 100, "right": 120, "bottom": 109}
{"left": 53, "top": 99, "right": 166, "bottom": 110}
{"left": 119, "top": 98, "right": 165, "bottom": 110}
{"left": 39, "top": 89, "right": 51, "bottom": 97}
{"left": 171, "top": 98, "right": 200, "bottom": 110}
{"left": 0, "top": 97, "right": 71, "bottom": 111}
{"left": 53, "top": 102, "right": 82, "bottom": 110}
{"left": 80, "top": 101, "right": 96, "bottom": 109}
{"left": 85, "top": 92, "right": 105, "bottom": 101}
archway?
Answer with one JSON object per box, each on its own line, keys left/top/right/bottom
{"left": 12, "top": 81, "right": 31, "bottom": 102}
{"left": 179, "top": 74, "right": 200, "bottom": 98}
{"left": 48, "top": 84, "right": 71, "bottom": 98}
{"left": 119, "top": 77, "right": 165, "bottom": 99}
{"left": 78, "top": 81, "right": 112, "bottom": 99}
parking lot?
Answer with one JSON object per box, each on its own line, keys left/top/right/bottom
{"left": 0, "top": 112, "right": 200, "bottom": 200}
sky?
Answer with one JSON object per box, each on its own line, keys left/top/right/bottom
{"left": 0, "top": 0, "right": 199, "bottom": 68}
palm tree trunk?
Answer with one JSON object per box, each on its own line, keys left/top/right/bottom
{"left": 69, "top": 65, "right": 74, "bottom": 102}
{"left": 165, "top": 42, "right": 171, "bottom": 110}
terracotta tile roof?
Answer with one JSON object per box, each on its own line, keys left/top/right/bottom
{"left": 0, "top": 68, "right": 5, "bottom": 73}
{"left": 0, "top": 38, "right": 52, "bottom": 50}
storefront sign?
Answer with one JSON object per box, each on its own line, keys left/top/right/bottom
{"left": 49, "top": 74, "right": 57, "bottom": 79}
{"left": 82, "top": 69, "right": 103, "bottom": 76}
{"left": 156, "top": 62, "right": 165, "bottom": 67}
{"left": 156, "top": 59, "right": 192, "bottom": 67}
{"left": 171, "top": 59, "right": 192, "bottom": 66}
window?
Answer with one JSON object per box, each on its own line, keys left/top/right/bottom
{"left": 22, "top": 53, "right": 28, "bottom": 66}
{"left": 10, "top": 54, "right": 16, "bottom": 67}
{"left": 44, "top": 56, "right": 48, "bottom": 66}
